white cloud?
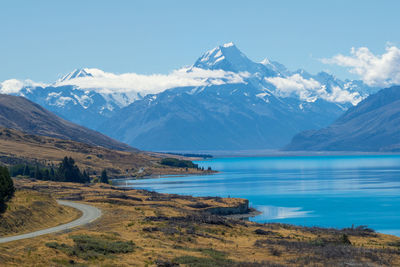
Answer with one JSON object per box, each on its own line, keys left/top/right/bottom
{"left": 266, "top": 74, "right": 362, "bottom": 105}
{"left": 322, "top": 85, "right": 362, "bottom": 105}
{"left": 322, "top": 46, "right": 400, "bottom": 87}
{"left": 55, "top": 67, "right": 249, "bottom": 95}
{"left": 266, "top": 74, "right": 321, "bottom": 102}
{"left": 0, "top": 79, "right": 47, "bottom": 94}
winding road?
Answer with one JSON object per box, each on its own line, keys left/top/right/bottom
{"left": 0, "top": 200, "right": 102, "bottom": 244}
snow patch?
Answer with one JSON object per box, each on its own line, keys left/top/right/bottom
{"left": 256, "top": 92, "right": 270, "bottom": 103}
{"left": 52, "top": 96, "right": 77, "bottom": 107}
{"left": 223, "top": 42, "right": 235, "bottom": 48}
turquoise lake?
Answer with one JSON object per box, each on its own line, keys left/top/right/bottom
{"left": 121, "top": 155, "right": 400, "bottom": 236}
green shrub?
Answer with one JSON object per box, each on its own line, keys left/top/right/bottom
{"left": 174, "top": 248, "right": 233, "bottom": 267}
{"left": 46, "top": 234, "right": 135, "bottom": 260}
{"left": 160, "top": 158, "right": 198, "bottom": 169}
{"left": 174, "top": 255, "right": 234, "bottom": 267}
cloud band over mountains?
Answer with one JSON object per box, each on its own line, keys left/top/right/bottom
{"left": 0, "top": 67, "right": 249, "bottom": 96}
{"left": 2, "top": 44, "right": 397, "bottom": 107}
{"left": 322, "top": 45, "right": 400, "bottom": 87}
{"left": 266, "top": 74, "right": 363, "bottom": 105}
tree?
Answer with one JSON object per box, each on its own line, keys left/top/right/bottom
{"left": 100, "top": 169, "right": 109, "bottom": 184}
{"left": 23, "top": 165, "right": 30, "bottom": 176}
{"left": 57, "top": 157, "right": 85, "bottom": 183}
{"left": 160, "top": 158, "right": 198, "bottom": 168}
{"left": 34, "top": 165, "right": 43, "bottom": 180}
{"left": 44, "top": 169, "right": 50, "bottom": 179}
{"left": 50, "top": 167, "right": 55, "bottom": 180}
{"left": 0, "top": 166, "right": 15, "bottom": 213}
{"left": 82, "top": 170, "right": 90, "bottom": 183}
{"left": 9, "top": 164, "right": 25, "bottom": 177}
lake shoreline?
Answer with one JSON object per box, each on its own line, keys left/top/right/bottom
{"left": 6, "top": 178, "right": 400, "bottom": 266}
{"left": 123, "top": 155, "right": 400, "bottom": 237}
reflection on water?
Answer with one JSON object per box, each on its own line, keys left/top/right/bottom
{"left": 117, "top": 155, "right": 400, "bottom": 235}
{"left": 253, "top": 206, "right": 313, "bottom": 220}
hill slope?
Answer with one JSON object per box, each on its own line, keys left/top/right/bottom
{"left": 0, "top": 127, "right": 205, "bottom": 177}
{"left": 286, "top": 86, "right": 400, "bottom": 152}
{"left": 0, "top": 94, "right": 133, "bottom": 151}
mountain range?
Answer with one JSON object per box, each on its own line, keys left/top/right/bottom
{"left": 0, "top": 43, "right": 379, "bottom": 151}
{"left": 286, "top": 85, "right": 400, "bottom": 152}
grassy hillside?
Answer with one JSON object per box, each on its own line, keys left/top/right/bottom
{"left": 0, "top": 94, "right": 134, "bottom": 152}
{"left": 0, "top": 127, "right": 208, "bottom": 178}
{"left": 1, "top": 179, "right": 400, "bottom": 266}
{"left": 0, "top": 190, "right": 80, "bottom": 237}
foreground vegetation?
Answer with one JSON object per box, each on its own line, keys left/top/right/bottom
{"left": 1, "top": 179, "right": 400, "bottom": 266}
{"left": 46, "top": 234, "right": 135, "bottom": 260}
{"left": 0, "top": 190, "right": 80, "bottom": 236}
{"left": 0, "top": 166, "right": 14, "bottom": 213}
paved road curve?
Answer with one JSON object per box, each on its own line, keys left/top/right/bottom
{"left": 0, "top": 200, "right": 102, "bottom": 244}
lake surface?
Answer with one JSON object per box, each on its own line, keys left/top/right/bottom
{"left": 119, "top": 155, "right": 400, "bottom": 236}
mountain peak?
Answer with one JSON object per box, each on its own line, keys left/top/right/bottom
{"left": 58, "top": 68, "right": 93, "bottom": 83}
{"left": 260, "top": 58, "right": 270, "bottom": 65}
{"left": 193, "top": 42, "right": 253, "bottom": 72}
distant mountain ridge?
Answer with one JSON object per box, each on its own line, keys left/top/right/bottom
{"left": 286, "top": 85, "right": 400, "bottom": 152}
{"left": 0, "top": 43, "right": 379, "bottom": 151}
{"left": 96, "top": 43, "right": 378, "bottom": 150}
{"left": 0, "top": 94, "right": 134, "bottom": 151}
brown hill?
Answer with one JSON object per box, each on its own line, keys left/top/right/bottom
{"left": 0, "top": 127, "right": 205, "bottom": 178}
{"left": 0, "top": 94, "right": 134, "bottom": 151}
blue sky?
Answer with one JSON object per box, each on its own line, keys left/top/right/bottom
{"left": 1, "top": 0, "right": 400, "bottom": 82}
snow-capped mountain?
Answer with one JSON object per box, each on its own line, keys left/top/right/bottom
{"left": 0, "top": 43, "right": 379, "bottom": 150}
{"left": 58, "top": 68, "right": 93, "bottom": 82}
{"left": 193, "top": 42, "right": 274, "bottom": 75}
{"left": 96, "top": 43, "right": 378, "bottom": 151}
{"left": 1, "top": 68, "right": 142, "bottom": 129}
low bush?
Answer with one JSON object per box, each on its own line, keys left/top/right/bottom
{"left": 46, "top": 234, "right": 135, "bottom": 260}
{"left": 174, "top": 248, "right": 233, "bottom": 267}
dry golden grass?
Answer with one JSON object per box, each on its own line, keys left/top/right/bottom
{"left": 0, "top": 127, "right": 208, "bottom": 178}
{"left": 0, "top": 190, "right": 81, "bottom": 237}
{"left": 0, "top": 179, "right": 400, "bottom": 266}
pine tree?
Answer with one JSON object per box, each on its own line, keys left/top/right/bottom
{"left": 0, "top": 166, "right": 15, "bottom": 213}
{"left": 82, "top": 170, "right": 90, "bottom": 183}
{"left": 44, "top": 169, "right": 50, "bottom": 180}
{"left": 100, "top": 169, "right": 109, "bottom": 184}
{"left": 50, "top": 167, "right": 55, "bottom": 180}
{"left": 56, "top": 157, "right": 86, "bottom": 183}
{"left": 23, "top": 165, "right": 30, "bottom": 176}
{"left": 34, "top": 165, "right": 43, "bottom": 180}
